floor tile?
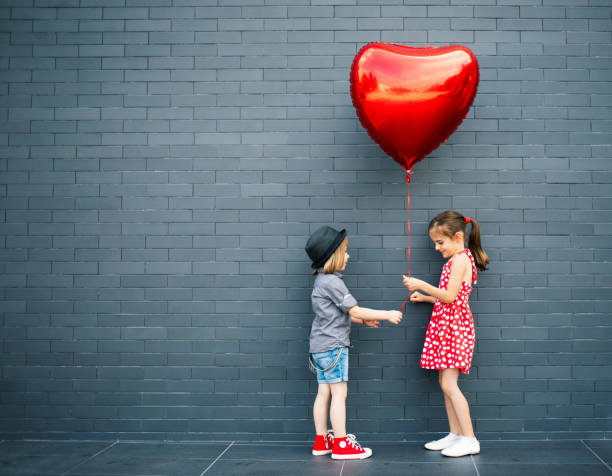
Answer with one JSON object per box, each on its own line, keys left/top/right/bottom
{"left": 341, "top": 460, "right": 478, "bottom": 476}
{"left": 65, "top": 455, "right": 212, "bottom": 476}
{"left": 0, "top": 441, "right": 111, "bottom": 476}
{"left": 221, "top": 442, "right": 317, "bottom": 460}
{"left": 0, "top": 440, "right": 109, "bottom": 458}
{"left": 0, "top": 454, "right": 78, "bottom": 475}
{"left": 101, "top": 441, "right": 229, "bottom": 460}
{"left": 476, "top": 463, "right": 612, "bottom": 476}
{"left": 222, "top": 441, "right": 477, "bottom": 463}
{"left": 1, "top": 439, "right": 610, "bottom": 476}
{"left": 359, "top": 442, "right": 479, "bottom": 463}
{"left": 202, "top": 459, "right": 341, "bottom": 476}
{"left": 474, "top": 440, "right": 602, "bottom": 464}
{"left": 584, "top": 440, "right": 612, "bottom": 464}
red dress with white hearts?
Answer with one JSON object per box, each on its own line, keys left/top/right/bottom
{"left": 420, "top": 249, "right": 477, "bottom": 375}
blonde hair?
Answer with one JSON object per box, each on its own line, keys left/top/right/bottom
{"left": 313, "top": 237, "right": 349, "bottom": 275}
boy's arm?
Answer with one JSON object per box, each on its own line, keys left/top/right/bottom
{"left": 349, "top": 306, "right": 391, "bottom": 321}
{"left": 351, "top": 314, "right": 381, "bottom": 328}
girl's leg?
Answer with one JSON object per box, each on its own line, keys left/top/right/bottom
{"left": 444, "top": 394, "right": 462, "bottom": 434}
{"left": 313, "top": 383, "right": 331, "bottom": 435}
{"left": 329, "top": 382, "right": 347, "bottom": 438}
{"left": 439, "top": 372, "right": 461, "bottom": 435}
{"left": 439, "top": 369, "right": 475, "bottom": 438}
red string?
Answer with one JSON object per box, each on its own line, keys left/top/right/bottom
{"left": 399, "top": 170, "right": 413, "bottom": 312}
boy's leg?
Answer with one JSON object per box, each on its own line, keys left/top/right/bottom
{"left": 313, "top": 383, "right": 331, "bottom": 435}
{"left": 329, "top": 382, "right": 347, "bottom": 438}
{"left": 439, "top": 368, "right": 475, "bottom": 438}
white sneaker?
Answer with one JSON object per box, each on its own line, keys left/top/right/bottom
{"left": 424, "top": 433, "right": 460, "bottom": 451}
{"left": 441, "top": 437, "right": 480, "bottom": 457}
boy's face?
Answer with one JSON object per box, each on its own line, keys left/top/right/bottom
{"left": 429, "top": 227, "right": 464, "bottom": 259}
{"left": 340, "top": 250, "right": 349, "bottom": 271}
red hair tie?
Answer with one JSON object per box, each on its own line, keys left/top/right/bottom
{"left": 465, "top": 216, "right": 471, "bottom": 224}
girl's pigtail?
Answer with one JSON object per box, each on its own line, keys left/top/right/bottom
{"left": 467, "top": 217, "right": 489, "bottom": 272}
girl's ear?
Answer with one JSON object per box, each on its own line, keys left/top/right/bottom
{"left": 454, "top": 231, "right": 464, "bottom": 243}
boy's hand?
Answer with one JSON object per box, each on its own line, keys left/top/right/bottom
{"left": 402, "top": 275, "right": 423, "bottom": 292}
{"left": 410, "top": 291, "right": 427, "bottom": 303}
{"left": 386, "top": 310, "right": 403, "bottom": 325}
{"left": 364, "top": 319, "right": 379, "bottom": 328}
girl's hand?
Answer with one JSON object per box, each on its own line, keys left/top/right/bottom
{"left": 402, "top": 275, "right": 424, "bottom": 292}
{"left": 386, "top": 310, "right": 403, "bottom": 325}
{"left": 410, "top": 291, "right": 427, "bottom": 303}
{"left": 364, "top": 319, "right": 379, "bottom": 328}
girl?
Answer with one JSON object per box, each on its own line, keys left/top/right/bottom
{"left": 305, "top": 225, "right": 403, "bottom": 460}
{"left": 403, "top": 210, "right": 489, "bottom": 457}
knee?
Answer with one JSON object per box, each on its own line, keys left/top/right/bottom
{"left": 317, "top": 384, "right": 331, "bottom": 400}
{"left": 330, "top": 383, "right": 347, "bottom": 400}
{"left": 332, "top": 392, "right": 347, "bottom": 403}
{"left": 439, "top": 378, "right": 457, "bottom": 396}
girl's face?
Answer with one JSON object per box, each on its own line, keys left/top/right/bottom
{"left": 429, "top": 227, "right": 464, "bottom": 259}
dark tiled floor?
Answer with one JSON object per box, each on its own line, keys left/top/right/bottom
{"left": 0, "top": 439, "right": 610, "bottom": 476}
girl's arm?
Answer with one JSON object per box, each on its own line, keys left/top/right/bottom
{"left": 403, "top": 254, "right": 469, "bottom": 304}
{"left": 349, "top": 306, "right": 402, "bottom": 325}
{"left": 410, "top": 292, "right": 436, "bottom": 304}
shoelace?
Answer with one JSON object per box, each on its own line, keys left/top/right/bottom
{"left": 346, "top": 434, "right": 362, "bottom": 449}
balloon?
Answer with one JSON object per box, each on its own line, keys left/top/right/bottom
{"left": 350, "top": 43, "right": 479, "bottom": 173}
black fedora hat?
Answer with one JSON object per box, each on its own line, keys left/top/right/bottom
{"left": 305, "top": 226, "right": 347, "bottom": 269}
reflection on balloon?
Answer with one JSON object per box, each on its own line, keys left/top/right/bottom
{"left": 350, "top": 43, "right": 480, "bottom": 173}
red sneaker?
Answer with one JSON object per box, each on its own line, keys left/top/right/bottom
{"left": 331, "top": 434, "right": 372, "bottom": 460}
{"left": 312, "top": 431, "right": 334, "bottom": 455}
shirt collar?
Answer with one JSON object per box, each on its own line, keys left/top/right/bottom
{"left": 316, "top": 269, "right": 343, "bottom": 278}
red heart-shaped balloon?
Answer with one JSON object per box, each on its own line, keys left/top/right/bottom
{"left": 350, "top": 43, "right": 479, "bottom": 173}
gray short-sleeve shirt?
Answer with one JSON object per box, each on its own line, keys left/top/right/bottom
{"left": 309, "top": 271, "right": 358, "bottom": 354}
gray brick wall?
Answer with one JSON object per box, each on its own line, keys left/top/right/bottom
{"left": 1, "top": 0, "right": 611, "bottom": 441}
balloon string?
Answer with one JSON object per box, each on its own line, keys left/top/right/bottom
{"left": 399, "top": 170, "right": 413, "bottom": 312}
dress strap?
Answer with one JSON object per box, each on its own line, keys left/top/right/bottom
{"left": 454, "top": 249, "right": 477, "bottom": 284}
{"left": 465, "top": 249, "right": 478, "bottom": 285}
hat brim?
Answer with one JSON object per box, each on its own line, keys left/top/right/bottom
{"left": 311, "top": 229, "right": 346, "bottom": 268}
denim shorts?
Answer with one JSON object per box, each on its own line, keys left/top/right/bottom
{"left": 311, "top": 347, "right": 348, "bottom": 384}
